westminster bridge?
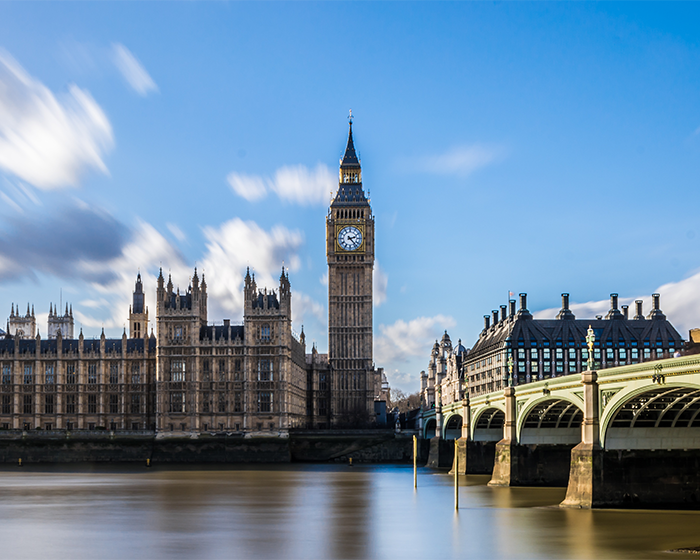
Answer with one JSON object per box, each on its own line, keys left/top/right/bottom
{"left": 420, "top": 354, "right": 700, "bottom": 508}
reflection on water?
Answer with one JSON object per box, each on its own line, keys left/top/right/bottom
{"left": 0, "top": 463, "right": 697, "bottom": 559}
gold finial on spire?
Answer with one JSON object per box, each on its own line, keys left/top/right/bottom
{"left": 348, "top": 109, "right": 353, "bottom": 124}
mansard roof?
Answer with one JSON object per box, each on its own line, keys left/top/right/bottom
{"left": 467, "top": 312, "right": 684, "bottom": 362}
{"left": 199, "top": 325, "right": 244, "bottom": 342}
{"left": 253, "top": 291, "right": 279, "bottom": 310}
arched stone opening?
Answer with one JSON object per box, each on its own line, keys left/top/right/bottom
{"left": 604, "top": 386, "right": 700, "bottom": 449}
{"left": 424, "top": 418, "right": 436, "bottom": 439}
{"left": 444, "top": 415, "right": 462, "bottom": 440}
{"left": 520, "top": 398, "right": 582, "bottom": 444}
{"left": 473, "top": 408, "right": 504, "bottom": 441}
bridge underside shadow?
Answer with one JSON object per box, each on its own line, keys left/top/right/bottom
{"left": 490, "top": 399, "right": 583, "bottom": 487}
{"left": 565, "top": 385, "right": 700, "bottom": 508}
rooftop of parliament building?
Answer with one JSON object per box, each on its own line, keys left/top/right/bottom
{"left": 421, "top": 292, "right": 686, "bottom": 409}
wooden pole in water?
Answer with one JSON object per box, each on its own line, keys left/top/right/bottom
{"left": 413, "top": 435, "right": 417, "bottom": 488}
{"left": 454, "top": 439, "right": 459, "bottom": 510}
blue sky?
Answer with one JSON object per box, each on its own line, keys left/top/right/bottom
{"left": 2, "top": 2, "right": 700, "bottom": 392}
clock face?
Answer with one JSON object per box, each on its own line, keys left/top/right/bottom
{"left": 338, "top": 226, "right": 363, "bottom": 251}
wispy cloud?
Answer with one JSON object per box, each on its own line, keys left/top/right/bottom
{"left": 418, "top": 144, "right": 505, "bottom": 177}
{"left": 111, "top": 44, "right": 158, "bottom": 97}
{"left": 374, "top": 261, "right": 388, "bottom": 307}
{"left": 167, "top": 223, "right": 187, "bottom": 242}
{"left": 375, "top": 314, "right": 456, "bottom": 367}
{"left": 200, "top": 218, "right": 304, "bottom": 320}
{"left": 0, "top": 50, "right": 113, "bottom": 189}
{"left": 227, "top": 164, "right": 334, "bottom": 205}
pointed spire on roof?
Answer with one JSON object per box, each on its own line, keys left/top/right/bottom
{"left": 340, "top": 112, "right": 360, "bottom": 168}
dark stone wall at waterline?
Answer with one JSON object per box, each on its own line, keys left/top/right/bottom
{"left": 0, "top": 431, "right": 416, "bottom": 464}
{"left": 565, "top": 444, "right": 700, "bottom": 508}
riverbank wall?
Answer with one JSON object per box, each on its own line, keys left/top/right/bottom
{"left": 0, "top": 430, "right": 418, "bottom": 464}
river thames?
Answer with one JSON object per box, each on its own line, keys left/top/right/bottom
{"left": 0, "top": 464, "right": 697, "bottom": 559}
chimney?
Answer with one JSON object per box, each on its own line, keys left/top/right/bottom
{"left": 622, "top": 305, "right": 629, "bottom": 319}
{"left": 556, "top": 293, "right": 576, "bottom": 320}
{"left": 634, "top": 300, "right": 644, "bottom": 320}
{"left": 223, "top": 319, "right": 230, "bottom": 328}
{"left": 647, "top": 293, "right": 666, "bottom": 320}
{"left": 500, "top": 305, "right": 507, "bottom": 322}
{"left": 492, "top": 310, "right": 499, "bottom": 325}
{"left": 610, "top": 293, "right": 618, "bottom": 310}
{"left": 519, "top": 293, "right": 527, "bottom": 311}
{"left": 509, "top": 300, "right": 516, "bottom": 317}
{"left": 484, "top": 315, "right": 490, "bottom": 330}
{"left": 606, "top": 293, "right": 623, "bottom": 319}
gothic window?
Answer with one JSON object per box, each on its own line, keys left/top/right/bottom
{"left": 129, "top": 394, "right": 140, "bottom": 414}
{"left": 218, "top": 359, "right": 226, "bottom": 381}
{"left": 170, "top": 392, "right": 185, "bottom": 413}
{"left": 109, "top": 394, "right": 119, "bottom": 414}
{"left": 23, "top": 395, "right": 32, "bottom": 414}
{"left": 134, "top": 322, "right": 141, "bottom": 338}
{"left": 261, "top": 324, "right": 271, "bottom": 342}
{"left": 45, "top": 364, "right": 55, "bottom": 385}
{"left": 202, "top": 359, "right": 210, "bottom": 381}
{"left": 2, "top": 364, "right": 11, "bottom": 385}
{"left": 65, "top": 394, "right": 76, "bottom": 414}
{"left": 23, "top": 364, "right": 33, "bottom": 385}
{"left": 131, "top": 363, "right": 141, "bottom": 384}
{"left": 258, "top": 359, "right": 273, "bottom": 381}
{"left": 88, "top": 363, "right": 97, "bottom": 384}
{"left": 171, "top": 360, "right": 185, "bottom": 382}
{"left": 258, "top": 391, "right": 272, "bottom": 413}
{"left": 109, "top": 363, "right": 119, "bottom": 384}
{"left": 88, "top": 394, "right": 97, "bottom": 414}
{"left": 200, "top": 392, "right": 210, "bottom": 413}
{"left": 66, "top": 363, "right": 76, "bottom": 385}
{"left": 44, "top": 394, "right": 54, "bottom": 414}
{"left": 234, "top": 392, "right": 242, "bottom": 412}
{"left": 174, "top": 326, "right": 183, "bottom": 339}
{"left": 218, "top": 393, "right": 226, "bottom": 413}
{"left": 2, "top": 394, "right": 11, "bottom": 414}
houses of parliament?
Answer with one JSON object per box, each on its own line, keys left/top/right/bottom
{"left": 0, "top": 122, "right": 389, "bottom": 435}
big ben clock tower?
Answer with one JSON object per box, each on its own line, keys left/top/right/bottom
{"left": 327, "top": 115, "right": 376, "bottom": 425}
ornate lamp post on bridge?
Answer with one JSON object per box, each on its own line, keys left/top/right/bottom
{"left": 586, "top": 325, "right": 595, "bottom": 371}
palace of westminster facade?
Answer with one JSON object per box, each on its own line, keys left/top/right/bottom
{"left": 0, "top": 122, "right": 388, "bottom": 434}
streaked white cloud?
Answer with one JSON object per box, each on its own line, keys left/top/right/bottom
{"left": 167, "top": 223, "right": 187, "bottom": 242}
{"left": 75, "top": 221, "right": 189, "bottom": 330}
{"left": 292, "top": 291, "right": 325, "bottom": 328}
{"left": 375, "top": 314, "right": 456, "bottom": 367}
{"left": 533, "top": 269, "right": 700, "bottom": 337}
{"left": 270, "top": 164, "right": 334, "bottom": 205}
{"left": 0, "top": 50, "right": 113, "bottom": 189}
{"left": 111, "top": 43, "right": 158, "bottom": 97}
{"left": 200, "top": 218, "right": 304, "bottom": 320}
{"left": 373, "top": 261, "right": 388, "bottom": 307}
{"left": 419, "top": 144, "right": 504, "bottom": 177}
{"left": 227, "top": 172, "right": 268, "bottom": 202}
{"left": 227, "top": 164, "right": 334, "bottom": 205}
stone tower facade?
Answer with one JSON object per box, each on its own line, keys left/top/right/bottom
{"left": 7, "top": 304, "right": 36, "bottom": 339}
{"left": 47, "top": 303, "right": 74, "bottom": 339}
{"left": 129, "top": 273, "right": 149, "bottom": 339}
{"left": 326, "top": 118, "right": 376, "bottom": 425}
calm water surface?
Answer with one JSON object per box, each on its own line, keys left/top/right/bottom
{"left": 0, "top": 464, "right": 697, "bottom": 559}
